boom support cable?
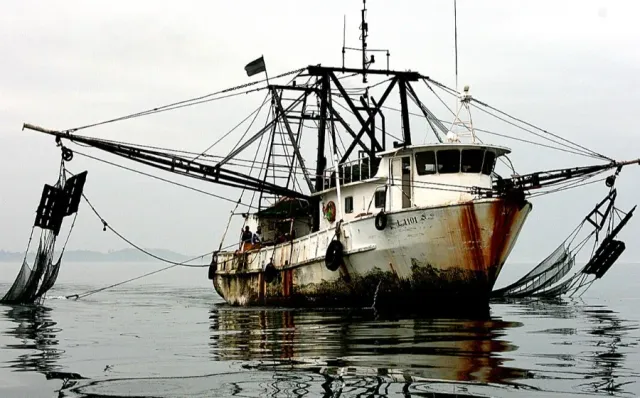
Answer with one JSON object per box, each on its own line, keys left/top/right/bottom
{"left": 420, "top": 75, "right": 611, "bottom": 160}
{"left": 63, "top": 67, "right": 306, "bottom": 133}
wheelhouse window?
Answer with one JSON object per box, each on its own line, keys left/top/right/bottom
{"left": 461, "top": 149, "right": 484, "bottom": 173}
{"left": 436, "top": 149, "right": 460, "bottom": 174}
{"left": 415, "top": 151, "right": 436, "bottom": 175}
{"left": 345, "top": 196, "right": 354, "bottom": 213}
{"left": 482, "top": 151, "right": 496, "bottom": 175}
{"left": 374, "top": 189, "right": 386, "bottom": 208}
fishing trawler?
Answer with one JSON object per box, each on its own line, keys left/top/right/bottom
{"left": 12, "top": 1, "right": 637, "bottom": 308}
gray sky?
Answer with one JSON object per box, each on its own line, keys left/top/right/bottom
{"left": 1, "top": 0, "right": 639, "bottom": 264}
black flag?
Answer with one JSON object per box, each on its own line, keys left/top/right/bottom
{"left": 245, "top": 56, "right": 266, "bottom": 77}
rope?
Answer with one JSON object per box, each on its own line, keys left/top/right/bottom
{"left": 78, "top": 192, "right": 211, "bottom": 268}
{"left": 370, "top": 280, "right": 381, "bottom": 310}
{"left": 63, "top": 67, "right": 306, "bottom": 133}
{"left": 63, "top": 192, "right": 231, "bottom": 300}
{"left": 67, "top": 263, "right": 181, "bottom": 300}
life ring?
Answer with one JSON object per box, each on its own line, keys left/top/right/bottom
{"left": 264, "top": 262, "right": 278, "bottom": 283}
{"left": 375, "top": 210, "right": 387, "bottom": 231}
{"left": 325, "top": 240, "right": 344, "bottom": 271}
{"left": 323, "top": 201, "right": 336, "bottom": 223}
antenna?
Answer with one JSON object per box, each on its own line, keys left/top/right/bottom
{"left": 340, "top": 0, "right": 390, "bottom": 81}
{"left": 360, "top": 0, "right": 369, "bottom": 82}
{"left": 454, "top": 0, "right": 459, "bottom": 91}
{"left": 342, "top": 15, "right": 346, "bottom": 69}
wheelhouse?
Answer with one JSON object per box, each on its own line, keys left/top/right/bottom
{"left": 312, "top": 143, "right": 511, "bottom": 229}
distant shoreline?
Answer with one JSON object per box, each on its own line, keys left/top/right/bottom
{"left": 0, "top": 248, "right": 204, "bottom": 263}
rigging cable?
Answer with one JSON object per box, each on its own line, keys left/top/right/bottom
{"left": 190, "top": 91, "right": 272, "bottom": 162}
{"left": 61, "top": 186, "right": 246, "bottom": 300}
{"left": 63, "top": 67, "right": 306, "bottom": 133}
{"left": 221, "top": 99, "right": 277, "bottom": 250}
{"left": 470, "top": 103, "right": 608, "bottom": 160}
{"left": 470, "top": 97, "right": 611, "bottom": 161}
{"left": 454, "top": 0, "right": 458, "bottom": 91}
{"left": 377, "top": 103, "right": 605, "bottom": 159}
{"left": 76, "top": 190, "right": 212, "bottom": 268}
{"left": 421, "top": 75, "right": 611, "bottom": 160}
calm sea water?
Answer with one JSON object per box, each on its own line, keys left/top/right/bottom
{"left": 1, "top": 261, "right": 640, "bottom": 397}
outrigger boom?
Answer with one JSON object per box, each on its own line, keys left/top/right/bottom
{"left": 21, "top": 122, "right": 640, "bottom": 200}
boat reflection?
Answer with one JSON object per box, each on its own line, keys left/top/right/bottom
{"left": 209, "top": 299, "right": 639, "bottom": 397}
{"left": 209, "top": 305, "right": 528, "bottom": 385}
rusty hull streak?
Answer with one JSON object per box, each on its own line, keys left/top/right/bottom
{"left": 213, "top": 198, "right": 531, "bottom": 309}
{"left": 459, "top": 203, "right": 485, "bottom": 273}
{"left": 457, "top": 198, "right": 522, "bottom": 289}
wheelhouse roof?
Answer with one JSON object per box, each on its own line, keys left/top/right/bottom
{"left": 376, "top": 142, "right": 512, "bottom": 158}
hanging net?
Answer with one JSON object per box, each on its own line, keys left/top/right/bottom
{"left": 1, "top": 166, "right": 87, "bottom": 305}
{"left": 492, "top": 187, "right": 635, "bottom": 299}
{"left": 492, "top": 243, "right": 576, "bottom": 297}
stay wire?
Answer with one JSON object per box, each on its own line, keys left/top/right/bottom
{"left": 421, "top": 75, "right": 610, "bottom": 160}
{"left": 63, "top": 67, "right": 306, "bottom": 133}
{"left": 469, "top": 97, "right": 611, "bottom": 161}
{"left": 190, "top": 91, "right": 271, "bottom": 162}
{"left": 378, "top": 103, "right": 603, "bottom": 160}
{"left": 470, "top": 103, "right": 606, "bottom": 160}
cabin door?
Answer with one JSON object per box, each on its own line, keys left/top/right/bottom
{"left": 390, "top": 156, "right": 412, "bottom": 209}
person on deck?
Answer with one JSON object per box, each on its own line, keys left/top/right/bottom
{"left": 252, "top": 226, "right": 262, "bottom": 244}
{"left": 240, "top": 226, "right": 252, "bottom": 251}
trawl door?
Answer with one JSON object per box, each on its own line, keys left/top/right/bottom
{"left": 390, "top": 156, "right": 412, "bottom": 210}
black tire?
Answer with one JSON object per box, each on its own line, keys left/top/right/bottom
{"left": 375, "top": 210, "right": 387, "bottom": 231}
{"left": 264, "top": 262, "right": 278, "bottom": 283}
{"left": 325, "top": 240, "right": 344, "bottom": 271}
{"left": 208, "top": 252, "right": 219, "bottom": 280}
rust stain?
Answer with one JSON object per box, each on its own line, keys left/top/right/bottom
{"left": 489, "top": 201, "right": 519, "bottom": 277}
{"left": 282, "top": 269, "right": 294, "bottom": 297}
{"left": 258, "top": 271, "right": 265, "bottom": 301}
{"left": 483, "top": 200, "right": 522, "bottom": 287}
{"left": 339, "top": 263, "right": 352, "bottom": 284}
{"left": 459, "top": 202, "right": 484, "bottom": 272}
{"left": 388, "top": 262, "right": 397, "bottom": 276}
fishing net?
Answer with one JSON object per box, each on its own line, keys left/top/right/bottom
{"left": 493, "top": 188, "right": 635, "bottom": 299}
{"left": 1, "top": 167, "right": 86, "bottom": 305}
{"left": 492, "top": 243, "right": 576, "bottom": 298}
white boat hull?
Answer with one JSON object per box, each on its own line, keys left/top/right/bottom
{"left": 212, "top": 197, "right": 532, "bottom": 309}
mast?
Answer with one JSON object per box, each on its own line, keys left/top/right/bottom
{"left": 360, "top": 0, "right": 369, "bottom": 83}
